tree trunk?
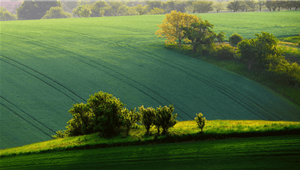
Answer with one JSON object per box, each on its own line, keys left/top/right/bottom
{"left": 178, "top": 39, "right": 181, "bottom": 49}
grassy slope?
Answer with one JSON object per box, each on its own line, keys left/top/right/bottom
{"left": 1, "top": 135, "right": 300, "bottom": 170}
{"left": 1, "top": 120, "right": 300, "bottom": 157}
{"left": 1, "top": 11, "right": 300, "bottom": 149}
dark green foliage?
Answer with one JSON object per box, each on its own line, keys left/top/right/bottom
{"left": 55, "top": 91, "right": 126, "bottom": 138}
{"left": 138, "top": 105, "right": 156, "bottom": 134}
{"left": 0, "top": 7, "right": 17, "bottom": 21}
{"left": 17, "top": 0, "right": 62, "bottom": 20}
{"left": 237, "top": 32, "right": 281, "bottom": 70}
{"left": 87, "top": 91, "right": 125, "bottom": 138}
{"left": 182, "top": 20, "right": 225, "bottom": 52}
{"left": 229, "top": 33, "right": 243, "bottom": 47}
{"left": 155, "top": 104, "right": 178, "bottom": 135}
{"left": 212, "top": 44, "right": 237, "bottom": 60}
{"left": 195, "top": 113, "right": 206, "bottom": 133}
{"left": 41, "top": 7, "right": 71, "bottom": 19}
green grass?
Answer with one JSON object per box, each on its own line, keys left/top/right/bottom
{"left": 1, "top": 134, "right": 299, "bottom": 170}
{"left": 1, "top": 11, "right": 300, "bottom": 150}
{"left": 1, "top": 120, "right": 300, "bottom": 158}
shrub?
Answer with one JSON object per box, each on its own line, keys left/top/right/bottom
{"left": 122, "top": 108, "right": 142, "bottom": 136}
{"left": 266, "top": 54, "right": 300, "bottom": 85}
{"left": 154, "top": 104, "right": 178, "bottom": 135}
{"left": 42, "top": 7, "right": 72, "bottom": 19}
{"left": 229, "top": 33, "right": 243, "bottom": 46}
{"left": 139, "top": 105, "right": 156, "bottom": 134}
{"left": 212, "top": 44, "right": 237, "bottom": 60}
{"left": 52, "top": 130, "right": 65, "bottom": 139}
{"left": 195, "top": 113, "right": 206, "bottom": 133}
{"left": 237, "top": 32, "right": 280, "bottom": 71}
{"left": 64, "top": 103, "right": 93, "bottom": 137}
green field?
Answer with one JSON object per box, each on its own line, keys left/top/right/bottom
{"left": 1, "top": 11, "right": 300, "bottom": 150}
{"left": 1, "top": 135, "right": 300, "bottom": 170}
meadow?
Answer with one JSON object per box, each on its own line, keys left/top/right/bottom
{"left": 1, "top": 11, "right": 300, "bottom": 150}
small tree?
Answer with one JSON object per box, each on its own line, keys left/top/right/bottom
{"left": 182, "top": 20, "right": 225, "bottom": 52}
{"left": 139, "top": 105, "right": 156, "bottom": 134}
{"left": 42, "top": 7, "right": 72, "bottom": 19}
{"left": 122, "top": 108, "right": 142, "bottom": 136}
{"left": 155, "top": 104, "right": 178, "bottom": 135}
{"left": 229, "top": 33, "right": 243, "bottom": 47}
{"left": 195, "top": 113, "right": 206, "bottom": 133}
{"left": 237, "top": 32, "right": 280, "bottom": 71}
{"left": 155, "top": 10, "right": 200, "bottom": 49}
{"left": 87, "top": 91, "right": 125, "bottom": 138}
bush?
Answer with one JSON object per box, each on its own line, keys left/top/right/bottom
{"left": 41, "top": 7, "right": 72, "bottom": 19}
{"left": 237, "top": 32, "right": 280, "bottom": 71}
{"left": 266, "top": 54, "right": 300, "bottom": 85}
{"left": 212, "top": 44, "right": 237, "bottom": 60}
{"left": 139, "top": 105, "right": 156, "bottom": 134}
{"left": 195, "top": 113, "right": 206, "bottom": 133}
{"left": 52, "top": 130, "right": 66, "bottom": 139}
{"left": 154, "top": 104, "right": 178, "bottom": 135}
{"left": 229, "top": 33, "right": 243, "bottom": 46}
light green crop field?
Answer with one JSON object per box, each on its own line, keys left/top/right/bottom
{"left": 1, "top": 11, "right": 300, "bottom": 149}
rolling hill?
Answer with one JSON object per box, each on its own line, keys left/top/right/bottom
{"left": 0, "top": 11, "right": 300, "bottom": 149}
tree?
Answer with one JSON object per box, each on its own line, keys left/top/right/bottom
{"left": 109, "top": 1, "right": 124, "bottom": 16}
{"left": 139, "top": 105, "right": 156, "bottom": 134}
{"left": 266, "top": 0, "right": 277, "bottom": 11}
{"left": 182, "top": 20, "right": 225, "bottom": 52}
{"left": 193, "top": 1, "right": 214, "bottom": 13}
{"left": 127, "top": 7, "right": 138, "bottom": 16}
{"left": 245, "top": 0, "right": 258, "bottom": 11}
{"left": 155, "top": 10, "right": 200, "bottom": 49}
{"left": 212, "top": 1, "right": 225, "bottom": 13}
{"left": 257, "top": 0, "right": 265, "bottom": 11}
{"left": 227, "top": 0, "right": 241, "bottom": 12}
{"left": 79, "top": 5, "right": 91, "bottom": 17}
{"left": 0, "top": 7, "right": 17, "bottom": 21}
{"left": 237, "top": 32, "right": 280, "bottom": 71}
{"left": 154, "top": 104, "right": 178, "bottom": 135}
{"left": 135, "top": 4, "right": 147, "bottom": 15}
{"left": 291, "top": 0, "right": 300, "bottom": 10}
{"left": 41, "top": 6, "right": 72, "bottom": 19}
{"left": 150, "top": 7, "right": 165, "bottom": 15}
{"left": 90, "top": 0, "right": 108, "bottom": 17}
{"left": 195, "top": 113, "right": 206, "bottom": 133}
{"left": 17, "top": 0, "right": 62, "bottom": 20}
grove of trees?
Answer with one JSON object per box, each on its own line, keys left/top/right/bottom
{"left": 1, "top": 0, "right": 298, "bottom": 21}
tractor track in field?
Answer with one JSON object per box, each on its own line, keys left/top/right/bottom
{"left": 52, "top": 28, "right": 282, "bottom": 120}
{"left": 1, "top": 32, "right": 190, "bottom": 120}
{"left": 0, "top": 56, "right": 82, "bottom": 104}
{"left": 0, "top": 96, "right": 54, "bottom": 137}
{"left": 0, "top": 53, "right": 86, "bottom": 103}
{"left": 124, "top": 43, "right": 282, "bottom": 120}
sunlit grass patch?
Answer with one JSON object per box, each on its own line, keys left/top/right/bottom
{"left": 1, "top": 120, "right": 299, "bottom": 158}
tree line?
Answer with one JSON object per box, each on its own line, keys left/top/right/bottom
{"left": 1, "top": 0, "right": 300, "bottom": 21}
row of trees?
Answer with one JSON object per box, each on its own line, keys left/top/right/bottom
{"left": 156, "top": 11, "right": 300, "bottom": 85}
{"left": 1, "top": 0, "right": 299, "bottom": 21}
{"left": 53, "top": 91, "right": 206, "bottom": 138}
{"left": 227, "top": 0, "right": 300, "bottom": 12}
